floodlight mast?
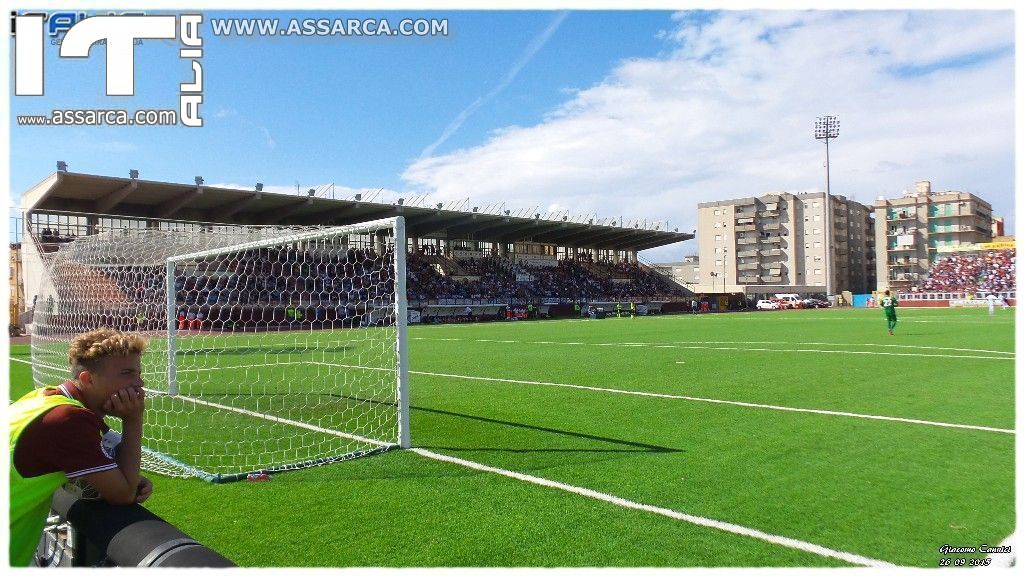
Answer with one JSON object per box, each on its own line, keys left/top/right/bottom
{"left": 814, "top": 115, "right": 839, "bottom": 297}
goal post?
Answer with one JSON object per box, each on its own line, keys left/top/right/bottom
{"left": 31, "top": 216, "right": 410, "bottom": 481}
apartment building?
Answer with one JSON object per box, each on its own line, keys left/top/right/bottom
{"left": 874, "top": 181, "right": 993, "bottom": 292}
{"left": 651, "top": 255, "right": 700, "bottom": 289}
{"left": 697, "top": 192, "right": 875, "bottom": 295}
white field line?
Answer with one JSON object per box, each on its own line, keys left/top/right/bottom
{"left": 133, "top": 358, "right": 1014, "bottom": 435}
{"left": 410, "top": 370, "right": 1014, "bottom": 435}
{"left": 411, "top": 337, "right": 1014, "bottom": 361}
{"left": 986, "top": 532, "right": 1016, "bottom": 568}
{"left": 410, "top": 447, "right": 895, "bottom": 568}
{"left": 145, "top": 389, "right": 391, "bottom": 448}
{"left": 671, "top": 340, "right": 1014, "bottom": 356}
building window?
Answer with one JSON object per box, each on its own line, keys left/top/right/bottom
{"left": 813, "top": 215, "right": 821, "bottom": 222}
{"left": 714, "top": 259, "right": 722, "bottom": 266}
{"left": 813, "top": 228, "right": 821, "bottom": 235}
{"left": 714, "top": 209, "right": 721, "bottom": 216}
{"left": 813, "top": 201, "right": 820, "bottom": 208}
{"left": 714, "top": 222, "right": 721, "bottom": 228}
{"left": 815, "top": 269, "right": 822, "bottom": 275}
{"left": 714, "top": 234, "right": 722, "bottom": 241}
{"left": 814, "top": 241, "right": 822, "bottom": 248}
{"left": 714, "top": 247, "right": 722, "bottom": 254}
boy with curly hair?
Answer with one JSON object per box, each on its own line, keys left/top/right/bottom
{"left": 9, "top": 328, "right": 153, "bottom": 566}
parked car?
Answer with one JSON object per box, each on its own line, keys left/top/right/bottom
{"left": 756, "top": 299, "right": 779, "bottom": 310}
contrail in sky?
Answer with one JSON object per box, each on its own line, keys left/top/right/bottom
{"left": 419, "top": 11, "right": 569, "bottom": 158}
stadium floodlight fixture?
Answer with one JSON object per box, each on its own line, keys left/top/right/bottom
{"left": 505, "top": 210, "right": 511, "bottom": 216}
{"left": 535, "top": 213, "right": 540, "bottom": 219}
{"left": 255, "top": 183, "right": 264, "bottom": 192}
{"left": 397, "top": 198, "right": 405, "bottom": 205}
{"left": 562, "top": 216, "right": 568, "bottom": 221}
{"left": 473, "top": 206, "right": 478, "bottom": 212}
{"left": 814, "top": 115, "right": 840, "bottom": 140}
{"left": 307, "top": 188, "right": 316, "bottom": 197}
{"left": 814, "top": 114, "right": 839, "bottom": 296}
{"left": 354, "top": 193, "right": 362, "bottom": 201}
{"left": 437, "top": 203, "right": 444, "bottom": 210}
{"left": 129, "top": 169, "right": 139, "bottom": 179}
{"left": 194, "top": 176, "right": 204, "bottom": 186}
{"left": 56, "top": 161, "right": 68, "bottom": 172}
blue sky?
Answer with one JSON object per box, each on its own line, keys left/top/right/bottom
{"left": 8, "top": 8, "right": 1016, "bottom": 261}
{"left": 10, "top": 11, "right": 679, "bottom": 190}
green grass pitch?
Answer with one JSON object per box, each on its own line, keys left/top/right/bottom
{"left": 8, "top": 306, "right": 1015, "bottom": 567}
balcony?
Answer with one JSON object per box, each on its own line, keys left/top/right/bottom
{"left": 735, "top": 216, "right": 755, "bottom": 224}
{"left": 738, "top": 275, "right": 760, "bottom": 283}
{"left": 736, "top": 249, "right": 758, "bottom": 258}
{"left": 760, "top": 222, "right": 781, "bottom": 231}
{"left": 735, "top": 224, "right": 757, "bottom": 232}
{"left": 760, "top": 236, "right": 783, "bottom": 244}
{"left": 760, "top": 275, "right": 783, "bottom": 283}
{"left": 759, "top": 248, "right": 781, "bottom": 257}
{"left": 737, "top": 238, "right": 757, "bottom": 245}
{"left": 888, "top": 212, "right": 916, "bottom": 221}
{"left": 738, "top": 263, "right": 759, "bottom": 271}
{"left": 887, "top": 229, "right": 917, "bottom": 236}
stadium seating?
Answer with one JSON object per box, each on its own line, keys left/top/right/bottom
{"left": 920, "top": 249, "right": 1015, "bottom": 293}
{"left": 42, "top": 232, "right": 685, "bottom": 330}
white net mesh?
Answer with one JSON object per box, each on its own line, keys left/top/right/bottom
{"left": 30, "top": 219, "right": 407, "bottom": 482}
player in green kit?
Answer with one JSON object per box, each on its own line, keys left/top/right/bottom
{"left": 880, "top": 289, "right": 898, "bottom": 335}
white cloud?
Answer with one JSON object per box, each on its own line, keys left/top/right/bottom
{"left": 401, "top": 10, "right": 1014, "bottom": 262}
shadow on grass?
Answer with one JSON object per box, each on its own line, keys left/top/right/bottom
{"left": 415, "top": 405, "right": 682, "bottom": 455}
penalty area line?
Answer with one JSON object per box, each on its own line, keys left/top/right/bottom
{"left": 411, "top": 447, "right": 896, "bottom": 568}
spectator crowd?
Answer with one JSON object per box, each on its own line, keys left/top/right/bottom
{"left": 920, "top": 250, "right": 1015, "bottom": 293}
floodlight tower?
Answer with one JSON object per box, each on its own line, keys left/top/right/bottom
{"left": 814, "top": 115, "right": 839, "bottom": 297}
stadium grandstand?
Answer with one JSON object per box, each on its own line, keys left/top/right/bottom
{"left": 15, "top": 168, "right": 696, "bottom": 329}
{"left": 891, "top": 244, "right": 1016, "bottom": 308}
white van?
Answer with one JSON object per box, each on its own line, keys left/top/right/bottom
{"left": 774, "top": 293, "right": 801, "bottom": 309}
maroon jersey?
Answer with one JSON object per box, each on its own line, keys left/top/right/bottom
{"left": 13, "top": 382, "right": 120, "bottom": 479}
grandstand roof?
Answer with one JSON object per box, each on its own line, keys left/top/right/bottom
{"left": 22, "top": 171, "right": 692, "bottom": 251}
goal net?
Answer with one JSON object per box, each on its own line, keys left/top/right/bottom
{"left": 30, "top": 217, "right": 410, "bottom": 482}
